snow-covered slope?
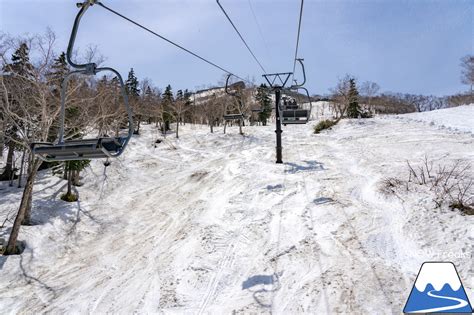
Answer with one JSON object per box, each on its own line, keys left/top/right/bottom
{"left": 0, "top": 109, "right": 473, "bottom": 314}
{"left": 395, "top": 104, "right": 474, "bottom": 133}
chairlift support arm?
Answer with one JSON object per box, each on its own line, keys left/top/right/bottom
{"left": 291, "top": 58, "right": 306, "bottom": 88}
{"left": 67, "top": 0, "right": 99, "bottom": 72}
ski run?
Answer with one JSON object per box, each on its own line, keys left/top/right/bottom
{"left": 1, "top": 104, "right": 473, "bottom": 314}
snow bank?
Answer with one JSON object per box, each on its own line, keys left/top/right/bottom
{"left": 396, "top": 104, "right": 474, "bottom": 133}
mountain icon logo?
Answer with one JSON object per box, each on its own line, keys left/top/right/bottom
{"left": 404, "top": 262, "right": 473, "bottom": 313}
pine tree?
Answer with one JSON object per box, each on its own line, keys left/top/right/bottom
{"left": 47, "top": 52, "right": 69, "bottom": 89}
{"left": 44, "top": 53, "right": 70, "bottom": 143}
{"left": 125, "top": 68, "right": 140, "bottom": 99}
{"left": 145, "top": 86, "right": 153, "bottom": 98}
{"left": 182, "top": 89, "right": 193, "bottom": 124}
{"left": 346, "top": 78, "right": 361, "bottom": 118}
{"left": 256, "top": 84, "right": 272, "bottom": 125}
{"left": 4, "top": 43, "right": 34, "bottom": 77}
{"left": 46, "top": 52, "right": 70, "bottom": 143}
{"left": 183, "top": 89, "right": 192, "bottom": 105}
{"left": 162, "top": 84, "right": 173, "bottom": 102}
{"left": 125, "top": 68, "right": 141, "bottom": 133}
{"left": 161, "top": 85, "right": 174, "bottom": 131}
{"left": 176, "top": 89, "right": 183, "bottom": 100}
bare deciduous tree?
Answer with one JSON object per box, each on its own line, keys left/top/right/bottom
{"left": 1, "top": 31, "right": 121, "bottom": 254}
{"left": 361, "top": 81, "right": 380, "bottom": 113}
{"left": 330, "top": 74, "right": 352, "bottom": 120}
{"left": 460, "top": 55, "right": 473, "bottom": 100}
{"left": 1, "top": 32, "right": 61, "bottom": 254}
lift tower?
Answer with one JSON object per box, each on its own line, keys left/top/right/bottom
{"left": 262, "top": 72, "right": 292, "bottom": 164}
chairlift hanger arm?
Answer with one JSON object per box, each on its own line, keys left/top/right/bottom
{"left": 291, "top": 58, "right": 306, "bottom": 88}
{"left": 67, "top": 0, "right": 99, "bottom": 71}
{"left": 225, "top": 74, "right": 238, "bottom": 97}
{"left": 224, "top": 74, "right": 245, "bottom": 120}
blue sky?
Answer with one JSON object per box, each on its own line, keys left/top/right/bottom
{"left": 0, "top": 0, "right": 472, "bottom": 96}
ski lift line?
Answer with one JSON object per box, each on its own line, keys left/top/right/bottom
{"left": 216, "top": 0, "right": 267, "bottom": 73}
{"left": 247, "top": 0, "right": 271, "bottom": 66}
{"left": 95, "top": 1, "right": 250, "bottom": 84}
{"left": 291, "top": 0, "right": 304, "bottom": 82}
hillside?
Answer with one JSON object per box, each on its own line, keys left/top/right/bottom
{"left": 396, "top": 104, "right": 474, "bottom": 133}
{"left": 0, "top": 107, "right": 473, "bottom": 314}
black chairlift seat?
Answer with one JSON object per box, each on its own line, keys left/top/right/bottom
{"left": 223, "top": 113, "right": 244, "bottom": 120}
{"left": 32, "top": 137, "right": 128, "bottom": 162}
{"left": 285, "top": 104, "right": 299, "bottom": 110}
{"left": 281, "top": 109, "right": 309, "bottom": 124}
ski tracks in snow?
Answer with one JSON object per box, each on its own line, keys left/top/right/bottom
{"left": 2, "top": 117, "right": 473, "bottom": 314}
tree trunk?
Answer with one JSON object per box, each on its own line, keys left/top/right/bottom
{"left": 23, "top": 189, "right": 33, "bottom": 225}
{"left": 471, "top": 84, "right": 474, "bottom": 103}
{"left": 67, "top": 168, "right": 73, "bottom": 196}
{"left": 22, "top": 153, "right": 34, "bottom": 225}
{"left": 73, "top": 170, "right": 80, "bottom": 186}
{"left": 63, "top": 163, "right": 67, "bottom": 180}
{"left": 0, "top": 122, "right": 4, "bottom": 158}
{"left": 5, "top": 159, "right": 41, "bottom": 254}
{"left": 176, "top": 117, "right": 179, "bottom": 139}
{"left": 0, "top": 143, "right": 15, "bottom": 181}
{"left": 136, "top": 120, "right": 141, "bottom": 134}
{"left": 17, "top": 148, "right": 26, "bottom": 188}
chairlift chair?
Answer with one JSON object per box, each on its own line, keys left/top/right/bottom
{"left": 223, "top": 76, "right": 245, "bottom": 121}
{"left": 280, "top": 106, "right": 309, "bottom": 125}
{"left": 222, "top": 74, "right": 246, "bottom": 135}
{"left": 31, "top": 1, "right": 133, "bottom": 162}
{"left": 278, "top": 59, "right": 312, "bottom": 125}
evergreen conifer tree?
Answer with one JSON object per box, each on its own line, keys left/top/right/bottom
{"left": 346, "top": 78, "right": 361, "bottom": 118}
{"left": 125, "top": 68, "right": 141, "bottom": 133}
{"left": 176, "top": 89, "right": 183, "bottom": 100}
{"left": 47, "top": 52, "right": 69, "bottom": 88}
{"left": 163, "top": 84, "right": 173, "bottom": 102}
{"left": 162, "top": 85, "right": 174, "bottom": 131}
{"left": 125, "top": 68, "right": 140, "bottom": 99}
{"left": 4, "top": 43, "right": 34, "bottom": 77}
{"left": 256, "top": 84, "right": 272, "bottom": 125}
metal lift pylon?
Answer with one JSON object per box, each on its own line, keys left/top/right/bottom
{"left": 262, "top": 72, "right": 292, "bottom": 164}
